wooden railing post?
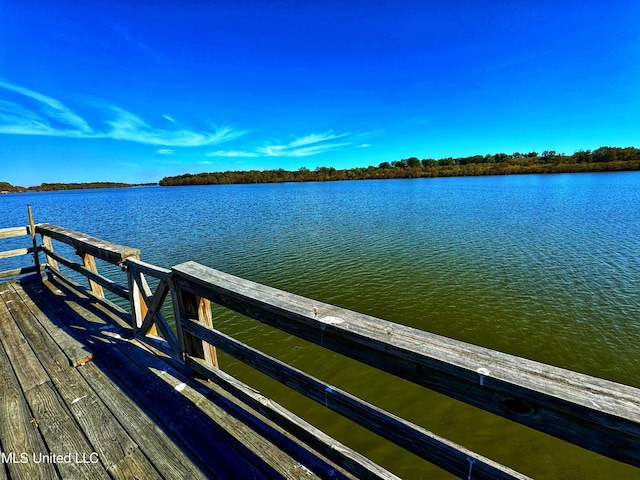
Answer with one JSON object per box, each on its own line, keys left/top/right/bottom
{"left": 27, "top": 204, "right": 41, "bottom": 277}
{"left": 127, "top": 262, "right": 144, "bottom": 334}
{"left": 126, "top": 255, "right": 157, "bottom": 336}
{"left": 80, "top": 252, "right": 105, "bottom": 298}
{"left": 173, "top": 285, "right": 218, "bottom": 368}
{"left": 41, "top": 235, "right": 59, "bottom": 271}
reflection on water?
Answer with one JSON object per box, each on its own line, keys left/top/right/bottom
{"left": 2, "top": 172, "right": 639, "bottom": 479}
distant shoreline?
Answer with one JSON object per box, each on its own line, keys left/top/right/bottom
{"left": 3, "top": 146, "right": 639, "bottom": 191}
{"left": 160, "top": 146, "right": 640, "bottom": 186}
{"left": 0, "top": 182, "right": 156, "bottom": 194}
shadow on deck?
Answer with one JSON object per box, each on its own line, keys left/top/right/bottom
{"left": 0, "top": 275, "right": 368, "bottom": 480}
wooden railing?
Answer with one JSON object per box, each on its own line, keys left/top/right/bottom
{"left": 0, "top": 206, "right": 40, "bottom": 279}
{"left": 0, "top": 225, "right": 37, "bottom": 279}
{"left": 3, "top": 215, "right": 640, "bottom": 479}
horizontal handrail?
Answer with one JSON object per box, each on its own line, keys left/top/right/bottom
{"left": 33, "top": 222, "right": 136, "bottom": 323}
{"left": 0, "top": 266, "right": 39, "bottom": 280}
{"left": 182, "top": 318, "right": 525, "bottom": 479}
{"left": 125, "top": 257, "right": 172, "bottom": 281}
{"left": 36, "top": 223, "right": 140, "bottom": 265}
{"left": 0, "top": 225, "right": 30, "bottom": 240}
{"left": 171, "top": 260, "right": 640, "bottom": 470}
{"left": 0, "top": 247, "right": 32, "bottom": 260}
{"left": 40, "top": 245, "right": 129, "bottom": 300}
{"left": 0, "top": 225, "right": 37, "bottom": 279}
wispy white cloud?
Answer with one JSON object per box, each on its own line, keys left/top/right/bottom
{"left": 162, "top": 114, "right": 178, "bottom": 125}
{"left": 207, "top": 150, "right": 260, "bottom": 158}
{"left": 0, "top": 79, "right": 94, "bottom": 136}
{"left": 0, "top": 80, "right": 376, "bottom": 162}
{"left": 105, "top": 106, "right": 247, "bottom": 147}
{"left": 0, "top": 79, "right": 248, "bottom": 148}
{"left": 208, "top": 130, "right": 365, "bottom": 158}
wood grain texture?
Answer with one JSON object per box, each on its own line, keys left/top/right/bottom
{"left": 172, "top": 260, "right": 640, "bottom": 468}
{"left": 183, "top": 320, "right": 528, "bottom": 480}
{"left": 0, "top": 226, "right": 29, "bottom": 240}
{"left": 41, "top": 235, "right": 59, "bottom": 271}
{"left": 4, "top": 283, "right": 153, "bottom": 478}
{"left": 0, "top": 332, "right": 59, "bottom": 480}
{"left": 0, "top": 266, "right": 38, "bottom": 280}
{"left": 0, "top": 247, "right": 29, "bottom": 260}
{"left": 31, "top": 279, "right": 273, "bottom": 479}
{"left": 81, "top": 253, "right": 105, "bottom": 298}
{"left": 36, "top": 224, "right": 140, "bottom": 265}
{"left": 41, "top": 246, "right": 128, "bottom": 300}
{"left": 6, "top": 283, "right": 93, "bottom": 367}
{"left": 174, "top": 287, "right": 217, "bottom": 367}
{"left": 78, "top": 361, "right": 208, "bottom": 480}
{"left": 27, "top": 206, "right": 41, "bottom": 277}
{"left": 23, "top": 382, "right": 111, "bottom": 480}
{"left": 45, "top": 268, "right": 131, "bottom": 324}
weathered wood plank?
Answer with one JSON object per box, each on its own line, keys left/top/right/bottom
{"left": 188, "top": 357, "right": 396, "bottom": 480}
{"left": 41, "top": 235, "right": 59, "bottom": 271}
{"left": 137, "top": 351, "right": 345, "bottom": 480}
{"left": 183, "top": 320, "right": 528, "bottom": 480}
{"left": 26, "top": 279, "right": 212, "bottom": 479}
{"left": 132, "top": 277, "right": 178, "bottom": 350}
{"left": 124, "top": 257, "right": 173, "bottom": 343}
{"left": 172, "top": 260, "right": 640, "bottom": 468}
{"left": 0, "top": 291, "right": 51, "bottom": 391}
{"left": 77, "top": 360, "right": 209, "bottom": 480}
{"left": 106, "top": 447, "right": 163, "bottom": 480}
{"left": 0, "top": 265, "right": 37, "bottom": 279}
{"left": 190, "top": 357, "right": 404, "bottom": 480}
{"left": 124, "top": 257, "right": 172, "bottom": 281}
{"left": 174, "top": 286, "right": 217, "bottom": 367}
{"left": 0, "top": 247, "right": 30, "bottom": 260}
{"left": 41, "top": 246, "right": 128, "bottom": 300}
{"left": 5, "top": 284, "right": 93, "bottom": 366}
{"left": 0, "top": 332, "right": 59, "bottom": 480}
{"left": 127, "top": 262, "right": 159, "bottom": 337}
{"left": 81, "top": 253, "right": 105, "bottom": 298}
{"left": 24, "top": 382, "right": 111, "bottom": 479}
{"left": 6, "top": 283, "right": 93, "bottom": 367}
{"left": 45, "top": 268, "right": 131, "bottom": 324}
{"left": 144, "top": 339, "right": 370, "bottom": 480}
{"left": 7, "top": 283, "right": 158, "bottom": 479}
{"left": 39, "top": 275, "right": 372, "bottom": 479}
{"left": 33, "top": 278, "right": 274, "bottom": 480}
{"left": 128, "top": 266, "right": 145, "bottom": 332}
{"left": 36, "top": 223, "right": 140, "bottom": 265}
{"left": 0, "top": 290, "right": 94, "bottom": 475}
{"left": 0, "top": 226, "right": 29, "bottom": 240}
{"left": 27, "top": 205, "right": 41, "bottom": 277}
{"left": 132, "top": 316, "right": 397, "bottom": 480}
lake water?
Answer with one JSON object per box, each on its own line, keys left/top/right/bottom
{"left": 2, "top": 172, "right": 640, "bottom": 479}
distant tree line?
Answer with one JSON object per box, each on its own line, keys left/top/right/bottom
{"left": 159, "top": 146, "right": 640, "bottom": 186}
{"left": 30, "top": 182, "right": 133, "bottom": 191}
{"left": 0, "top": 181, "right": 145, "bottom": 193}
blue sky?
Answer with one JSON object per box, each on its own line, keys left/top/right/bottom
{"left": 1, "top": 0, "right": 639, "bottom": 185}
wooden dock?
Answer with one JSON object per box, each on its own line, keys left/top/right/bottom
{"left": 0, "top": 276, "right": 385, "bottom": 479}
{"left": 1, "top": 206, "right": 640, "bottom": 479}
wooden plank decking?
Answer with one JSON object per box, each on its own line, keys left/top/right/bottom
{"left": 0, "top": 276, "right": 377, "bottom": 480}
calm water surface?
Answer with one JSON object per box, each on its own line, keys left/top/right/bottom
{"left": 2, "top": 173, "right": 640, "bottom": 479}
